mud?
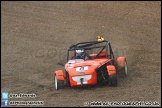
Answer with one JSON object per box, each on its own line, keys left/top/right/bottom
{"left": 1, "top": 1, "right": 161, "bottom": 107}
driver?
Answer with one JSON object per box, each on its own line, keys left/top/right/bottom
{"left": 75, "top": 49, "right": 85, "bottom": 59}
{"left": 75, "top": 49, "right": 90, "bottom": 60}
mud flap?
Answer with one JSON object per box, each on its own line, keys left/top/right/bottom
{"left": 106, "top": 65, "right": 117, "bottom": 86}
{"left": 106, "top": 65, "right": 116, "bottom": 76}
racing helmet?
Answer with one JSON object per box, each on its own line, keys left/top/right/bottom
{"left": 75, "top": 49, "right": 85, "bottom": 58}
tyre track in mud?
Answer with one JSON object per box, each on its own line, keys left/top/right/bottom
{"left": 1, "top": 1, "right": 161, "bottom": 107}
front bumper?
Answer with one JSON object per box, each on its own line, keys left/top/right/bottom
{"left": 69, "top": 72, "right": 97, "bottom": 87}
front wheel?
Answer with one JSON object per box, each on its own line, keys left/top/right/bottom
{"left": 54, "top": 75, "right": 64, "bottom": 90}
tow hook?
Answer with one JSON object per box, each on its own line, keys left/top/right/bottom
{"left": 80, "top": 78, "right": 84, "bottom": 85}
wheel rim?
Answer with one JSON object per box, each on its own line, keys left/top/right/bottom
{"left": 55, "top": 76, "right": 58, "bottom": 90}
{"left": 125, "top": 61, "right": 128, "bottom": 75}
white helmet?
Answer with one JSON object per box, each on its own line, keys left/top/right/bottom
{"left": 76, "top": 49, "right": 84, "bottom": 59}
{"left": 76, "top": 49, "right": 84, "bottom": 54}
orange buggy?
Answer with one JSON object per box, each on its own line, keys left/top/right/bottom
{"left": 54, "top": 40, "right": 127, "bottom": 90}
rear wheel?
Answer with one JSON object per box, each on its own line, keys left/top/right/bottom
{"left": 120, "top": 59, "right": 128, "bottom": 76}
{"left": 124, "top": 59, "right": 128, "bottom": 75}
{"left": 54, "top": 75, "right": 64, "bottom": 90}
{"left": 108, "top": 74, "right": 117, "bottom": 87}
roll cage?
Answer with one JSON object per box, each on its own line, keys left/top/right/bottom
{"left": 66, "top": 40, "right": 115, "bottom": 62}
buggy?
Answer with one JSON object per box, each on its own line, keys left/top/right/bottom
{"left": 54, "top": 39, "right": 128, "bottom": 90}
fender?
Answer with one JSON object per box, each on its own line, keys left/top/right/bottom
{"left": 55, "top": 70, "right": 65, "bottom": 81}
{"left": 107, "top": 65, "right": 116, "bottom": 76}
{"left": 116, "top": 57, "right": 126, "bottom": 70}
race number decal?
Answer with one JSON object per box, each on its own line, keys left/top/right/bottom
{"left": 76, "top": 66, "right": 88, "bottom": 71}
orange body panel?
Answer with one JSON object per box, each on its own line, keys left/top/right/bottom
{"left": 69, "top": 70, "right": 97, "bottom": 87}
{"left": 98, "top": 51, "right": 106, "bottom": 57}
{"left": 87, "top": 71, "right": 97, "bottom": 85}
{"left": 55, "top": 70, "right": 65, "bottom": 81}
{"left": 69, "top": 75, "right": 77, "bottom": 86}
{"left": 90, "top": 54, "right": 97, "bottom": 59}
{"left": 116, "top": 57, "right": 126, "bottom": 70}
{"left": 106, "top": 65, "right": 116, "bottom": 76}
{"left": 65, "top": 58, "right": 110, "bottom": 87}
{"left": 89, "top": 51, "right": 109, "bottom": 59}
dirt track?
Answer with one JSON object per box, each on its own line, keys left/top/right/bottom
{"left": 1, "top": 1, "right": 161, "bottom": 107}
